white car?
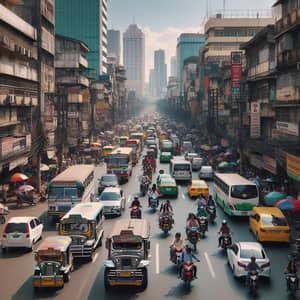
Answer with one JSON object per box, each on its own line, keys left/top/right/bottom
{"left": 227, "top": 242, "right": 271, "bottom": 278}
{"left": 192, "top": 157, "right": 203, "bottom": 171}
{"left": 2, "top": 217, "right": 43, "bottom": 252}
{"left": 97, "top": 187, "right": 125, "bottom": 216}
{"left": 198, "top": 166, "right": 214, "bottom": 180}
{"left": 185, "top": 152, "right": 198, "bottom": 162}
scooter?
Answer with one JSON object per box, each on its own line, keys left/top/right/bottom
{"left": 159, "top": 213, "right": 173, "bottom": 234}
{"left": 149, "top": 193, "right": 159, "bottom": 211}
{"left": 171, "top": 246, "right": 184, "bottom": 268}
{"left": 198, "top": 217, "right": 208, "bottom": 238}
{"left": 130, "top": 206, "right": 142, "bottom": 219}
{"left": 286, "top": 272, "right": 299, "bottom": 297}
{"left": 207, "top": 206, "right": 216, "bottom": 223}
{"left": 180, "top": 261, "right": 195, "bottom": 288}
{"left": 187, "top": 227, "right": 199, "bottom": 251}
{"left": 248, "top": 270, "right": 259, "bottom": 296}
{"left": 140, "top": 182, "right": 149, "bottom": 196}
{"left": 220, "top": 233, "right": 232, "bottom": 250}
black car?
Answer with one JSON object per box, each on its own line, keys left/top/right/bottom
{"left": 98, "top": 174, "right": 119, "bottom": 195}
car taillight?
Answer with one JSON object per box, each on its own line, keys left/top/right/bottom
{"left": 26, "top": 224, "right": 30, "bottom": 238}
{"left": 260, "top": 228, "right": 267, "bottom": 232}
{"left": 237, "top": 261, "right": 246, "bottom": 268}
{"left": 261, "top": 262, "right": 270, "bottom": 268}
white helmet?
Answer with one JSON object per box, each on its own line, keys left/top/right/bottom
{"left": 222, "top": 220, "right": 227, "bottom": 225}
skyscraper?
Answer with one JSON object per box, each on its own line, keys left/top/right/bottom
{"left": 108, "top": 29, "right": 121, "bottom": 64}
{"left": 170, "top": 56, "right": 177, "bottom": 77}
{"left": 154, "top": 49, "right": 167, "bottom": 98}
{"left": 176, "top": 33, "right": 205, "bottom": 95}
{"left": 123, "top": 24, "right": 145, "bottom": 97}
{"left": 55, "top": 0, "right": 107, "bottom": 78}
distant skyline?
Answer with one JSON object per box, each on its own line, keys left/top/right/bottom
{"left": 108, "top": 0, "right": 275, "bottom": 80}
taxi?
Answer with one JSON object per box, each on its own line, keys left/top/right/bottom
{"left": 187, "top": 180, "right": 209, "bottom": 198}
{"left": 156, "top": 173, "right": 172, "bottom": 185}
{"left": 160, "top": 152, "right": 172, "bottom": 163}
{"left": 158, "top": 177, "right": 178, "bottom": 198}
{"left": 249, "top": 207, "right": 290, "bottom": 243}
{"left": 103, "top": 145, "right": 114, "bottom": 158}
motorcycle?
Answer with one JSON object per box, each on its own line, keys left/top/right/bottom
{"left": 130, "top": 206, "right": 142, "bottom": 219}
{"left": 198, "top": 217, "right": 208, "bottom": 238}
{"left": 220, "top": 233, "right": 232, "bottom": 250}
{"left": 0, "top": 204, "right": 8, "bottom": 224}
{"left": 187, "top": 227, "right": 199, "bottom": 251}
{"left": 207, "top": 206, "right": 216, "bottom": 223}
{"left": 171, "top": 246, "right": 184, "bottom": 268}
{"left": 159, "top": 213, "right": 173, "bottom": 234}
{"left": 180, "top": 261, "right": 195, "bottom": 288}
{"left": 248, "top": 270, "right": 259, "bottom": 296}
{"left": 286, "top": 272, "right": 299, "bottom": 297}
{"left": 149, "top": 193, "right": 159, "bottom": 210}
{"left": 140, "top": 182, "right": 149, "bottom": 196}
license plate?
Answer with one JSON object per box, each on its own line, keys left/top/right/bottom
{"left": 120, "top": 271, "right": 131, "bottom": 277}
{"left": 13, "top": 234, "right": 20, "bottom": 238}
{"left": 242, "top": 211, "right": 248, "bottom": 216}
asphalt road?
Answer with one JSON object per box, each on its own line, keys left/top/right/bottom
{"left": 0, "top": 144, "right": 294, "bottom": 300}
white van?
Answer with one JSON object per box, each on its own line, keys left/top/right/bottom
{"left": 170, "top": 159, "right": 192, "bottom": 182}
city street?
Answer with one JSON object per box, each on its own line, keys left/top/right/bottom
{"left": 0, "top": 155, "right": 292, "bottom": 300}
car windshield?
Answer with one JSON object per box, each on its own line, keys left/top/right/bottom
{"left": 174, "top": 164, "right": 190, "bottom": 171}
{"left": 261, "top": 214, "right": 288, "bottom": 226}
{"left": 62, "top": 223, "right": 89, "bottom": 233}
{"left": 99, "top": 192, "right": 120, "bottom": 201}
{"left": 101, "top": 176, "right": 117, "bottom": 183}
{"left": 113, "top": 242, "right": 142, "bottom": 250}
{"left": 240, "top": 248, "right": 265, "bottom": 259}
{"left": 231, "top": 185, "right": 258, "bottom": 199}
{"left": 201, "top": 167, "right": 212, "bottom": 172}
{"left": 48, "top": 187, "right": 78, "bottom": 200}
{"left": 5, "top": 223, "right": 27, "bottom": 233}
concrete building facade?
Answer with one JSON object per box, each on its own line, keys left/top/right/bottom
{"left": 154, "top": 49, "right": 167, "bottom": 98}
{"left": 170, "top": 56, "right": 177, "bottom": 77}
{"left": 107, "top": 29, "right": 121, "bottom": 64}
{"left": 123, "top": 24, "right": 145, "bottom": 98}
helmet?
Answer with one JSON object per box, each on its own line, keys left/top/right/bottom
{"left": 134, "top": 196, "right": 139, "bottom": 200}
{"left": 166, "top": 199, "right": 170, "bottom": 204}
{"left": 185, "top": 245, "right": 192, "bottom": 252}
{"left": 251, "top": 256, "right": 256, "bottom": 261}
{"left": 175, "top": 232, "right": 181, "bottom": 238}
{"left": 222, "top": 220, "right": 227, "bottom": 225}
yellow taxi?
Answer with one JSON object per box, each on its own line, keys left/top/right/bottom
{"left": 187, "top": 180, "right": 209, "bottom": 198}
{"left": 103, "top": 145, "right": 114, "bottom": 157}
{"left": 249, "top": 207, "right": 290, "bottom": 243}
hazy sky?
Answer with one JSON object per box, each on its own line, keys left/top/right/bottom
{"left": 108, "top": 0, "right": 275, "bottom": 80}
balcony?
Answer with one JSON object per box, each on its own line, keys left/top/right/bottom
{"left": 57, "top": 75, "right": 89, "bottom": 88}
{"left": 247, "top": 61, "right": 275, "bottom": 80}
{"left": 277, "top": 49, "right": 300, "bottom": 68}
{"left": 0, "top": 60, "right": 38, "bottom": 81}
{"left": 0, "top": 135, "right": 31, "bottom": 160}
{"left": 41, "top": 0, "right": 54, "bottom": 24}
{"left": 275, "top": 8, "right": 300, "bottom": 36}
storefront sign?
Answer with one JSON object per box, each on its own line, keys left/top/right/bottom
{"left": 276, "top": 121, "right": 299, "bottom": 137}
{"left": 287, "top": 153, "right": 300, "bottom": 182}
{"left": 263, "top": 155, "right": 277, "bottom": 175}
{"left": 250, "top": 102, "right": 261, "bottom": 138}
{"left": 250, "top": 154, "right": 263, "bottom": 169}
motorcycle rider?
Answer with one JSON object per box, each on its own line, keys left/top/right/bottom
{"left": 178, "top": 246, "right": 200, "bottom": 279}
{"left": 130, "top": 196, "right": 141, "bottom": 208}
{"left": 197, "top": 194, "right": 207, "bottom": 209}
{"left": 285, "top": 259, "right": 299, "bottom": 290}
{"left": 207, "top": 195, "right": 217, "bottom": 208}
{"left": 169, "top": 232, "right": 184, "bottom": 261}
{"left": 148, "top": 184, "right": 160, "bottom": 207}
{"left": 245, "top": 256, "right": 263, "bottom": 287}
{"left": 186, "top": 213, "right": 200, "bottom": 238}
{"left": 218, "top": 220, "right": 232, "bottom": 247}
{"left": 196, "top": 205, "right": 208, "bottom": 231}
{"left": 160, "top": 199, "right": 174, "bottom": 226}
{"left": 140, "top": 173, "right": 150, "bottom": 192}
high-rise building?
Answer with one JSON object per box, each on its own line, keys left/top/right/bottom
{"left": 149, "top": 69, "right": 155, "bottom": 97}
{"left": 154, "top": 49, "right": 167, "bottom": 98}
{"left": 170, "top": 56, "right": 177, "bottom": 77}
{"left": 123, "top": 24, "right": 145, "bottom": 97}
{"left": 176, "top": 33, "right": 205, "bottom": 95}
{"left": 55, "top": 0, "right": 108, "bottom": 78}
{"left": 108, "top": 29, "right": 121, "bottom": 64}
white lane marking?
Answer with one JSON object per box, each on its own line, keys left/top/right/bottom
{"left": 182, "top": 192, "right": 186, "bottom": 200}
{"left": 92, "top": 252, "right": 99, "bottom": 263}
{"left": 156, "top": 243, "right": 160, "bottom": 274}
{"left": 204, "top": 252, "right": 216, "bottom": 279}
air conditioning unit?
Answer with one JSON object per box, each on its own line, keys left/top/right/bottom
{"left": 7, "top": 95, "right": 16, "bottom": 105}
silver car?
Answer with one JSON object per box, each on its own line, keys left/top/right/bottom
{"left": 198, "top": 166, "right": 214, "bottom": 180}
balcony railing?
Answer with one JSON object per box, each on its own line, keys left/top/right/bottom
{"left": 57, "top": 75, "right": 89, "bottom": 87}
{"left": 247, "top": 61, "right": 273, "bottom": 79}
{"left": 0, "top": 135, "right": 31, "bottom": 160}
{"left": 275, "top": 8, "right": 300, "bottom": 35}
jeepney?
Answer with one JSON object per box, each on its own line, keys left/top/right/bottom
{"left": 59, "top": 203, "right": 104, "bottom": 260}
{"left": 33, "top": 236, "right": 73, "bottom": 289}
{"left": 104, "top": 219, "right": 150, "bottom": 290}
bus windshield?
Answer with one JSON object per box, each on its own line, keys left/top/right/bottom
{"left": 48, "top": 187, "right": 79, "bottom": 199}
{"left": 230, "top": 185, "right": 258, "bottom": 200}
{"left": 62, "top": 223, "right": 89, "bottom": 233}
